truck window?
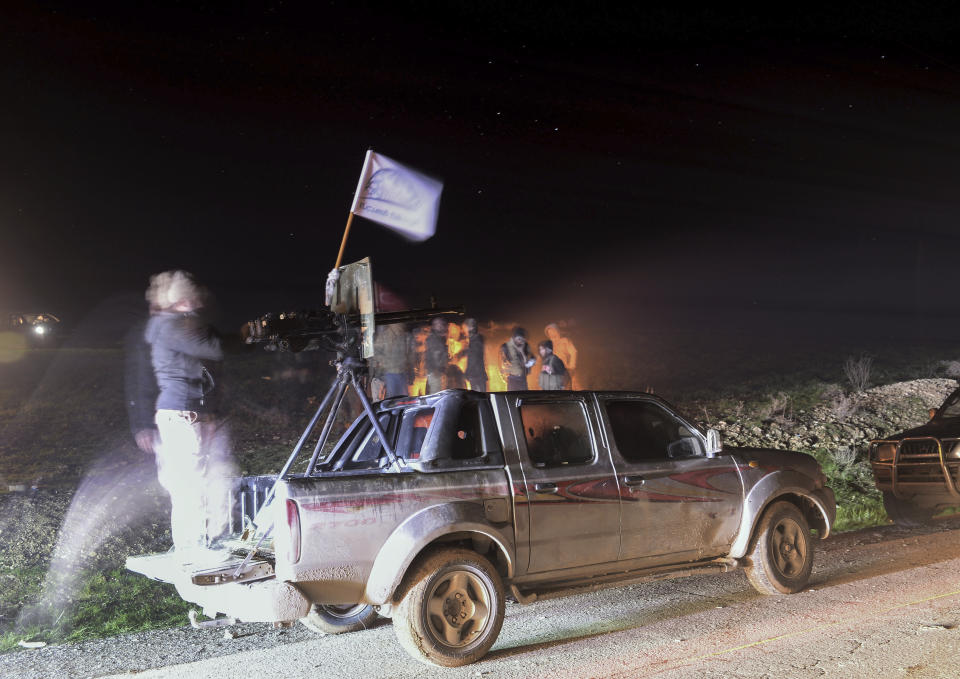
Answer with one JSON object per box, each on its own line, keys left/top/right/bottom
{"left": 396, "top": 407, "right": 435, "bottom": 459}
{"left": 341, "top": 412, "right": 397, "bottom": 469}
{"left": 450, "top": 401, "right": 501, "bottom": 460}
{"left": 605, "top": 400, "right": 704, "bottom": 461}
{"left": 306, "top": 391, "right": 370, "bottom": 471}
{"left": 520, "top": 401, "right": 593, "bottom": 466}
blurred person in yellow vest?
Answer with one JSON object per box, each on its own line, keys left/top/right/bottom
{"left": 499, "top": 326, "right": 535, "bottom": 391}
{"left": 411, "top": 324, "right": 429, "bottom": 395}
{"left": 446, "top": 321, "right": 467, "bottom": 389}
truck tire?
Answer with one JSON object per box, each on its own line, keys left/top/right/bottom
{"left": 393, "top": 548, "right": 505, "bottom": 667}
{"left": 300, "top": 603, "right": 378, "bottom": 634}
{"left": 745, "top": 501, "right": 814, "bottom": 595}
{"left": 882, "top": 491, "right": 934, "bottom": 527}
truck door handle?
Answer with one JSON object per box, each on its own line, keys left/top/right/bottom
{"left": 534, "top": 483, "right": 558, "bottom": 493}
{"left": 622, "top": 475, "right": 646, "bottom": 487}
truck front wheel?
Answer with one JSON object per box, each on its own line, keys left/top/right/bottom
{"left": 393, "top": 548, "right": 505, "bottom": 667}
{"left": 745, "top": 501, "right": 814, "bottom": 595}
{"left": 300, "top": 603, "right": 378, "bottom": 634}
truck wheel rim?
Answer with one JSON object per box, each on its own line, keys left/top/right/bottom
{"left": 771, "top": 517, "right": 806, "bottom": 578}
{"left": 425, "top": 569, "right": 491, "bottom": 648}
{"left": 321, "top": 604, "right": 368, "bottom": 619}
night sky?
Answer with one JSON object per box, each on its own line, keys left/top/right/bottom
{"left": 5, "top": 2, "right": 960, "bottom": 354}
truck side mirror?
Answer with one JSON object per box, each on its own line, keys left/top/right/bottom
{"left": 705, "top": 428, "right": 722, "bottom": 457}
{"left": 929, "top": 408, "right": 938, "bottom": 420}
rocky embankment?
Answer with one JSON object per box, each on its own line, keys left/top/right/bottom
{"left": 713, "top": 378, "right": 958, "bottom": 455}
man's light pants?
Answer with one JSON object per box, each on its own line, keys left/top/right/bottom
{"left": 154, "top": 410, "right": 237, "bottom": 553}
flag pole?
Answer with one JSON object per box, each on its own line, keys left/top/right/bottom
{"left": 337, "top": 148, "right": 372, "bottom": 270}
{"left": 334, "top": 211, "right": 355, "bottom": 269}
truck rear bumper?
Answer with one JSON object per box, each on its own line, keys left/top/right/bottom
{"left": 174, "top": 576, "right": 311, "bottom": 623}
{"left": 126, "top": 552, "right": 311, "bottom": 623}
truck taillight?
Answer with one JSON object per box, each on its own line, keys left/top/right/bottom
{"left": 286, "top": 499, "right": 301, "bottom": 564}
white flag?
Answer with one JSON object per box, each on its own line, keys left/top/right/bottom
{"left": 350, "top": 150, "right": 443, "bottom": 241}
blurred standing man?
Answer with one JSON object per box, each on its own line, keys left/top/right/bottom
{"left": 144, "top": 271, "right": 237, "bottom": 564}
{"left": 545, "top": 323, "right": 580, "bottom": 390}
{"left": 372, "top": 323, "right": 413, "bottom": 398}
{"left": 445, "top": 322, "right": 467, "bottom": 389}
{"left": 463, "top": 318, "right": 487, "bottom": 391}
{"left": 538, "top": 339, "right": 569, "bottom": 390}
{"left": 500, "top": 326, "right": 536, "bottom": 391}
{"left": 424, "top": 317, "right": 449, "bottom": 394}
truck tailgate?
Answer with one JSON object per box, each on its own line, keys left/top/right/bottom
{"left": 126, "top": 552, "right": 273, "bottom": 584}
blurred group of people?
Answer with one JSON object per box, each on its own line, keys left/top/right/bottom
{"left": 369, "top": 316, "right": 488, "bottom": 398}
{"left": 368, "top": 318, "right": 581, "bottom": 398}
{"left": 498, "top": 323, "right": 580, "bottom": 392}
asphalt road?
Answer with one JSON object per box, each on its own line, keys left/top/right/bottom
{"left": 12, "top": 517, "right": 960, "bottom": 679}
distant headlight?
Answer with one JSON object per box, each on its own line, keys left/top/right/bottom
{"left": 32, "top": 325, "right": 46, "bottom": 335}
{"left": 872, "top": 442, "right": 896, "bottom": 462}
{"left": 946, "top": 442, "right": 960, "bottom": 459}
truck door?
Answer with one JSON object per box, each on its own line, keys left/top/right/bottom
{"left": 514, "top": 395, "right": 621, "bottom": 573}
{"left": 597, "top": 396, "right": 743, "bottom": 563}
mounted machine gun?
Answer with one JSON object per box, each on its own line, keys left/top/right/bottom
{"left": 234, "top": 258, "right": 462, "bottom": 562}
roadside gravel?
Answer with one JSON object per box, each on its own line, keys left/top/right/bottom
{"left": 714, "top": 378, "right": 957, "bottom": 453}
{"left": 1, "top": 619, "right": 318, "bottom": 678}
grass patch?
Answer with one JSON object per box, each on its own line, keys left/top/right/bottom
{"left": 61, "top": 569, "right": 192, "bottom": 642}
{"left": 832, "top": 497, "right": 888, "bottom": 532}
{"left": 809, "top": 448, "right": 888, "bottom": 532}
{"left": 0, "top": 566, "right": 47, "bottom": 635}
{"left": 0, "top": 569, "right": 191, "bottom": 652}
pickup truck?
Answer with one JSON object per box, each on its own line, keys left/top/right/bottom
{"left": 870, "top": 384, "right": 960, "bottom": 525}
{"left": 128, "top": 387, "right": 836, "bottom": 667}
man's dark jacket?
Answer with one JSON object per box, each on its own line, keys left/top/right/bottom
{"left": 145, "top": 311, "right": 223, "bottom": 412}
{"left": 424, "top": 332, "right": 449, "bottom": 375}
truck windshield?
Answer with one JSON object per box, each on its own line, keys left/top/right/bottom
{"left": 939, "top": 389, "right": 960, "bottom": 418}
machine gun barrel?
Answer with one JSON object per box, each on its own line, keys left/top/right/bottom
{"left": 242, "top": 305, "right": 463, "bottom": 353}
{"left": 371, "top": 306, "right": 464, "bottom": 326}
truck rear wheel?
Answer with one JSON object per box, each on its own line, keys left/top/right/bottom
{"left": 393, "top": 548, "right": 505, "bottom": 667}
{"left": 745, "top": 501, "right": 814, "bottom": 595}
{"left": 300, "top": 603, "right": 378, "bottom": 634}
{"left": 882, "top": 491, "right": 934, "bottom": 527}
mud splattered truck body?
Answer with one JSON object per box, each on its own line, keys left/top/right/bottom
{"left": 128, "top": 388, "right": 834, "bottom": 666}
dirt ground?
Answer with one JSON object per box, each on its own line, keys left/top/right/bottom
{"left": 6, "top": 515, "right": 960, "bottom": 679}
